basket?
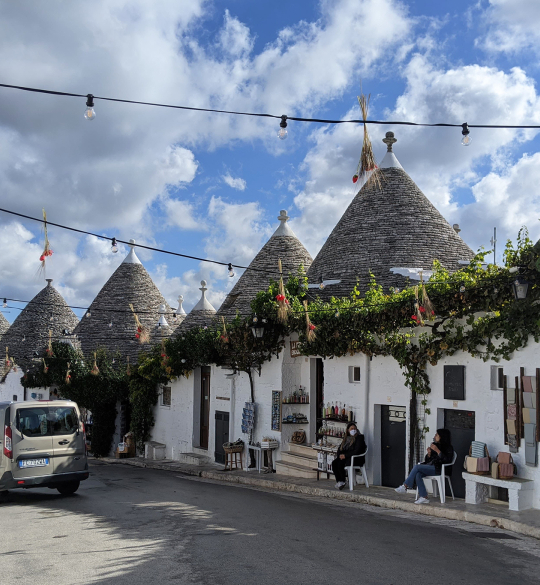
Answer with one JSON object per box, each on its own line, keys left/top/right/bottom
{"left": 466, "top": 444, "right": 491, "bottom": 475}
{"left": 223, "top": 444, "right": 244, "bottom": 454}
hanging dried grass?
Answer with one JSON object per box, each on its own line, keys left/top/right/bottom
{"left": 303, "top": 300, "right": 316, "bottom": 343}
{"left": 421, "top": 274, "right": 436, "bottom": 321}
{"left": 413, "top": 286, "right": 424, "bottom": 326}
{"left": 91, "top": 352, "right": 99, "bottom": 376}
{"left": 5, "top": 346, "right": 10, "bottom": 369}
{"left": 65, "top": 362, "right": 72, "bottom": 385}
{"left": 220, "top": 316, "right": 229, "bottom": 344}
{"left": 353, "top": 93, "right": 382, "bottom": 190}
{"left": 45, "top": 329, "right": 54, "bottom": 357}
{"left": 39, "top": 208, "right": 53, "bottom": 272}
{"left": 276, "top": 258, "right": 290, "bottom": 324}
{"left": 129, "top": 303, "right": 150, "bottom": 343}
{"left": 42, "top": 358, "right": 48, "bottom": 374}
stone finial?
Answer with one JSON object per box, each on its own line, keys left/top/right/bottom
{"left": 177, "top": 295, "right": 186, "bottom": 315}
{"left": 123, "top": 238, "right": 142, "bottom": 265}
{"left": 278, "top": 210, "right": 289, "bottom": 223}
{"left": 129, "top": 239, "right": 136, "bottom": 248}
{"left": 453, "top": 224, "right": 461, "bottom": 234}
{"left": 200, "top": 280, "right": 207, "bottom": 292}
{"left": 157, "top": 303, "right": 169, "bottom": 328}
{"left": 382, "top": 131, "right": 397, "bottom": 153}
{"left": 46, "top": 278, "right": 53, "bottom": 287}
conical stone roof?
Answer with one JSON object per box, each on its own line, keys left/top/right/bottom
{"left": 73, "top": 241, "right": 178, "bottom": 362}
{"left": 217, "top": 210, "right": 313, "bottom": 319}
{"left": 0, "top": 311, "right": 9, "bottom": 337}
{"left": 307, "top": 133, "right": 474, "bottom": 299}
{"left": 176, "top": 281, "right": 217, "bottom": 333}
{"left": 1, "top": 279, "right": 79, "bottom": 374}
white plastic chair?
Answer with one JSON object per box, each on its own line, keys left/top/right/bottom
{"left": 345, "top": 448, "right": 369, "bottom": 491}
{"left": 416, "top": 451, "right": 457, "bottom": 503}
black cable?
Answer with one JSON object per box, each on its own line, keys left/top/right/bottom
{"left": 2, "top": 82, "right": 540, "bottom": 129}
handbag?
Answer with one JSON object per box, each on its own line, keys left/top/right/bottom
{"left": 465, "top": 443, "right": 491, "bottom": 475}
{"left": 290, "top": 430, "right": 306, "bottom": 444}
{"left": 497, "top": 452, "right": 515, "bottom": 479}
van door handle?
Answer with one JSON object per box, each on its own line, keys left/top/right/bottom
{"left": 58, "top": 440, "right": 70, "bottom": 445}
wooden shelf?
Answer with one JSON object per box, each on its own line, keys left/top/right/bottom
{"left": 321, "top": 418, "right": 356, "bottom": 424}
{"left": 281, "top": 421, "right": 309, "bottom": 424}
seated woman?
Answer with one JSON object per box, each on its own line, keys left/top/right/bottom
{"left": 332, "top": 423, "right": 367, "bottom": 490}
{"left": 395, "top": 428, "right": 454, "bottom": 504}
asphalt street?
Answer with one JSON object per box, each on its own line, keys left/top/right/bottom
{"left": 1, "top": 461, "right": 540, "bottom": 585}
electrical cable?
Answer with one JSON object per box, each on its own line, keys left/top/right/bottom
{"left": 2, "top": 82, "right": 540, "bottom": 129}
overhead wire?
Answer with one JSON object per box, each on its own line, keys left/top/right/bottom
{"left": 2, "top": 82, "right": 540, "bottom": 129}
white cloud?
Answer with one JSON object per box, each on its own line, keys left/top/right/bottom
{"left": 222, "top": 173, "right": 247, "bottom": 191}
{"left": 292, "top": 54, "right": 540, "bottom": 257}
{"left": 218, "top": 10, "right": 254, "bottom": 57}
{"left": 162, "top": 199, "right": 201, "bottom": 231}
{"left": 479, "top": 0, "right": 540, "bottom": 53}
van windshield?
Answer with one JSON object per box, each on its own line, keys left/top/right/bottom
{"left": 16, "top": 406, "right": 79, "bottom": 437}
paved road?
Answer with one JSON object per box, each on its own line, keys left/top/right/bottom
{"left": 1, "top": 461, "right": 540, "bottom": 585}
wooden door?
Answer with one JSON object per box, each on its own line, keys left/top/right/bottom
{"left": 381, "top": 405, "right": 406, "bottom": 488}
{"left": 214, "top": 411, "right": 229, "bottom": 463}
{"left": 444, "top": 409, "right": 475, "bottom": 499}
{"left": 200, "top": 368, "right": 211, "bottom": 449}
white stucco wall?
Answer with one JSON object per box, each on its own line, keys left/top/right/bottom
{"left": 0, "top": 370, "right": 50, "bottom": 402}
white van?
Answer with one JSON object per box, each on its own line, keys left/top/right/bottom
{"left": 0, "top": 400, "right": 89, "bottom": 496}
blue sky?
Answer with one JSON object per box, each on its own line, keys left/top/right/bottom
{"left": 1, "top": 0, "right": 540, "bottom": 322}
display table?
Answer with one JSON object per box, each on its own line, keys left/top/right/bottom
{"left": 246, "top": 441, "right": 278, "bottom": 473}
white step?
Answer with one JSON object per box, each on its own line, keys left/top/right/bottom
{"left": 280, "top": 451, "right": 318, "bottom": 469}
{"left": 275, "top": 461, "right": 318, "bottom": 479}
{"left": 287, "top": 443, "right": 319, "bottom": 458}
{"left": 176, "top": 452, "right": 211, "bottom": 466}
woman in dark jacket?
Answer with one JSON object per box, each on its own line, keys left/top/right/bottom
{"left": 395, "top": 428, "right": 454, "bottom": 504}
{"left": 332, "top": 423, "right": 367, "bottom": 490}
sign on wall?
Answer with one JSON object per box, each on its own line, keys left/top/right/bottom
{"left": 290, "top": 341, "right": 302, "bottom": 358}
{"left": 444, "top": 365, "right": 465, "bottom": 401}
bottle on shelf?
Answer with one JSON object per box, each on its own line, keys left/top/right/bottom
{"left": 348, "top": 409, "right": 353, "bottom": 422}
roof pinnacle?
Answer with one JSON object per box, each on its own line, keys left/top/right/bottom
{"left": 382, "top": 131, "right": 397, "bottom": 152}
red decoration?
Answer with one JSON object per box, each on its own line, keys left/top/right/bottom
{"left": 135, "top": 333, "right": 140, "bottom": 339}
{"left": 309, "top": 324, "right": 316, "bottom": 331}
{"left": 352, "top": 174, "right": 359, "bottom": 183}
{"left": 276, "top": 294, "right": 285, "bottom": 302}
{"left": 419, "top": 306, "right": 426, "bottom": 313}
{"left": 40, "top": 255, "right": 45, "bottom": 262}
{"left": 411, "top": 315, "right": 417, "bottom": 321}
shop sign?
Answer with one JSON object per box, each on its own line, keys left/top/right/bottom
{"left": 290, "top": 341, "right": 302, "bottom": 358}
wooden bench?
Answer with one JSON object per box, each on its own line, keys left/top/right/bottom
{"left": 462, "top": 472, "right": 534, "bottom": 511}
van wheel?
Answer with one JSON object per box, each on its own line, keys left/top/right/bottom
{"left": 57, "top": 481, "right": 80, "bottom": 495}
{"left": 0, "top": 490, "right": 9, "bottom": 502}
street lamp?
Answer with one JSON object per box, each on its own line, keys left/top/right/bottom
{"left": 512, "top": 276, "right": 529, "bottom": 300}
{"left": 251, "top": 316, "right": 265, "bottom": 338}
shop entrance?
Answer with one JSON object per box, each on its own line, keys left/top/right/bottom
{"left": 381, "top": 405, "right": 406, "bottom": 488}
{"left": 200, "top": 367, "right": 211, "bottom": 450}
{"left": 316, "top": 357, "right": 324, "bottom": 425}
{"left": 214, "top": 411, "right": 229, "bottom": 464}
{"left": 444, "top": 409, "right": 475, "bottom": 499}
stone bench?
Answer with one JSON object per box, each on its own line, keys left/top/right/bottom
{"left": 462, "top": 472, "right": 534, "bottom": 511}
{"left": 144, "top": 441, "right": 166, "bottom": 461}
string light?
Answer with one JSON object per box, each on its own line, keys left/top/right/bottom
{"left": 84, "top": 94, "right": 96, "bottom": 121}
{"left": 108, "top": 320, "right": 113, "bottom": 328}
{"left": 2, "top": 298, "right": 6, "bottom": 308}
{"left": 111, "top": 237, "right": 118, "bottom": 253}
{"left": 86, "top": 311, "right": 91, "bottom": 318}
{"left": 278, "top": 115, "right": 288, "bottom": 140}
{"left": 228, "top": 263, "right": 235, "bottom": 278}
{"left": 461, "top": 123, "right": 471, "bottom": 146}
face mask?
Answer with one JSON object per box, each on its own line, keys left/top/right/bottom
{"left": 349, "top": 429, "right": 357, "bottom": 436}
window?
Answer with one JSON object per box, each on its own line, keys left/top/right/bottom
{"left": 348, "top": 366, "right": 361, "bottom": 383}
{"left": 15, "top": 406, "right": 78, "bottom": 437}
{"left": 50, "top": 406, "right": 78, "bottom": 435}
{"left": 161, "top": 386, "right": 171, "bottom": 407}
{"left": 16, "top": 407, "right": 49, "bottom": 437}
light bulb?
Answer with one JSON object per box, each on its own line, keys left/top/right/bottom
{"left": 108, "top": 321, "right": 113, "bottom": 328}
{"left": 459, "top": 285, "right": 466, "bottom": 293}
{"left": 111, "top": 238, "right": 118, "bottom": 253}
{"left": 278, "top": 114, "right": 288, "bottom": 140}
{"left": 86, "top": 311, "right": 91, "bottom": 318}
{"left": 84, "top": 94, "right": 96, "bottom": 121}
{"left": 461, "top": 123, "right": 471, "bottom": 146}
{"left": 181, "top": 359, "right": 186, "bottom": 364}
{"left": 319, "top": 282, "right": 325, "bottom": 290}
{"left": 228, "top": 263, "right": 234, "bottom": 278}
{"left": 2, "top": 298, "right": 6, "bottom": 308}
{"left": 335, "top": 310, "right": 340, "bottom": 318}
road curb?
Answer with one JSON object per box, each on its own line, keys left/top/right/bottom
{"left": 97, "top": 458, "right": 540, "bottom": 540}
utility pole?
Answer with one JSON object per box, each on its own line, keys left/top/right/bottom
{"left": 490, "top": 227, "right": 497, "bottom": 266}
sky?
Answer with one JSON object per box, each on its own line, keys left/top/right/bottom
{"left": 1, "top": 0, "right": 540, "bottom": 323}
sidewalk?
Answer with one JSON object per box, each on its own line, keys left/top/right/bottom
{"left": 97, "top": 456, "right": 540, "bottom": 540}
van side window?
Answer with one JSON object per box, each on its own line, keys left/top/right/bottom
{"left": 16, "top": 408, "right": 49, "bottom": 437}
{"left": 50, "top": 407, "right": 78, "bottom": 435}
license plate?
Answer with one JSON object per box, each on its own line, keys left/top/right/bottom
{"left": 18, "top": 458, "right": 49, "bottom": 468}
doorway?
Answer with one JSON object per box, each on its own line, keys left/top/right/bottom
{"left": 381, "top": 405, "right": 406, "bottom": 488}
{"left": 214, "top": 411, "right": 229, "bottom": 464}
{"left": 200, "top": 367, "right": 211, "bottom": 450}
{"left": 316, "top": 358, "right": 324, "bottom": 432}
{"left": 444, "top": 409, "right": 475, "bottom": 499}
